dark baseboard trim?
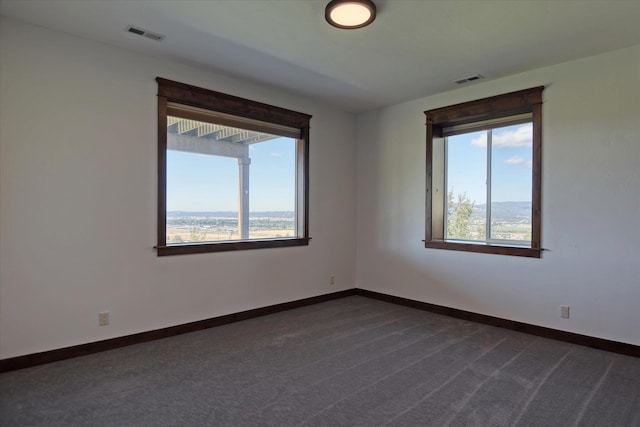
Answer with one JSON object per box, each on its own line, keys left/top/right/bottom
{"left": 354, "top": 289, "right": 640, "bottom": 358}
{"left": 2, "top": 287, "right": 637, "bottom": 373}
{"left": 0, "top": 289, "right": 357, "bottom": 373}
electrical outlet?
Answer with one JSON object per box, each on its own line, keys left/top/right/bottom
{"left": 329, "top": 275, "right": 336, "bottom": 285}
{"left": 99, "top": 311, "right": 110, "bottom": 326}
{"left": 560, "top": 305, "right": 570, "bottom": 319}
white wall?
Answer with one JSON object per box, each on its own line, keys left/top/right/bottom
{"left": 0, "top": 18, "right": 357, "bottom": 359}
{"left": 356, "top": 45, "right": 640, "bottom": 346}
{"left": 2, "top": 17, "right": 638, "bottom": 361}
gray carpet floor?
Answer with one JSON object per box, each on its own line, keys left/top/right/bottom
{"left": 1, "top": 296, "right": 639, "bottom": 426}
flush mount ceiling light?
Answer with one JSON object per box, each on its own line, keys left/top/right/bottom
{"left": 325, "top": 0, "right": 376, "bottom": 29}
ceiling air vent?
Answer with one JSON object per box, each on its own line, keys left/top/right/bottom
{"left": 126, "top": 25, "right": 165, "bottom": 41}
{"left": 454, "top": 74, "right": 483, "bottom": 85}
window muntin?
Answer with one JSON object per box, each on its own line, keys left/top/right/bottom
{"left": 424, "top": 87, "right": 543, "bottom": 257}
{"left": 156, "top": 78, "right": 311, "bottom": 256}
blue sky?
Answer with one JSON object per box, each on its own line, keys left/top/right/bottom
{"left": 167, "top": 122, "right": 531, "bottom": 212}
{"left": 167, "top": 137, "right": 296, "bottom": 212}
{"left": 447, "top": 123, "right": 533, "bottom": 204}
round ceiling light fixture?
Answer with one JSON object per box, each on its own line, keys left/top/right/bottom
{"left": 325, "top": 0, "right": 376, "bottom": 29}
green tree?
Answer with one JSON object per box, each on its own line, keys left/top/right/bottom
{"left": 169, "top": 235, "right": 184, "bottom": 243}
{"left": 447, "top": 191, "right": 475, "bottom": 239}
{"left": 189, "top": 227, "right": 208, "bottom": 242}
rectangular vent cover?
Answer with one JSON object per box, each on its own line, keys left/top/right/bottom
{"left": 454, "top": 74, "right": 483, "bottom": 84}
{"left": 127, "top": 26, "right": 165, "bottom": 41}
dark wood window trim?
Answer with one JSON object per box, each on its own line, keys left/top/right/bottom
{"left": 424, "top": 87, "right": 543, "bottom": 258}
{"left": 156, "top": 78, "right": 311, "bottom": 256}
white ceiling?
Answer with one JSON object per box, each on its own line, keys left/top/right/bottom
{"left": 2, "top": 0, "right": 640, "bottom": 113}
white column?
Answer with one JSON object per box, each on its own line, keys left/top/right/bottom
{"left": 238, "top": 155, "right": 251, "bottom": 239}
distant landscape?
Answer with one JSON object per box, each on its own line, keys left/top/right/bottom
{"left": 166, "top": 202, "right": 532, "bottom": 244}
{"left": 468, "top": 201, "right": 532, "bottom": 241}
{"left": 166, "top": 211, "right": 295, "bottom": 243}
{"left": 471, "top": 201, "right": 531, "bottom": 222}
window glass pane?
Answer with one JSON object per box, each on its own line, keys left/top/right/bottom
{"left": 490, "top": 123, "right": 533, "bottom": 242}
{"left": 446, "top": 130, "right": 487, "bottom": 241}
{"left": 166, "top": 116, "right": 297, "bottom": 244}
{"left": 248, "top": 137, "right": 297, "bottom": 239}
{"left": 167, "top": 150, "right": 238, "bottom": 243}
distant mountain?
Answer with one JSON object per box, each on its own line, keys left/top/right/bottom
{"left": 471, "top": 202, "right": 531, "bottom": 222}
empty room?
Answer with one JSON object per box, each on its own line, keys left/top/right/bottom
{"left": 1, "top": 0, "right": 639, "bottom": 426}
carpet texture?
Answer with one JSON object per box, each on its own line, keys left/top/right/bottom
{"left": 1, "top": 296, "right": 638, "bottom": 426}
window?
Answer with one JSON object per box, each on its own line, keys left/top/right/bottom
{"left": 156, "top": 78, "right": 311, "bottom": 256}
{"left": 424, "top": 87, "right": 543, "bottom": 257}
